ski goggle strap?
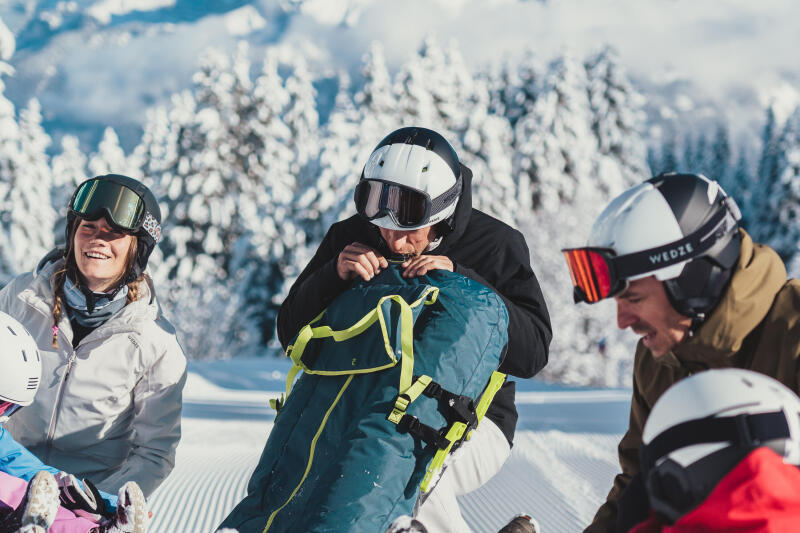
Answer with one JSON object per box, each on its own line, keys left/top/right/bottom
{"left": 354, "top": 175, "right": 461, "bottom": 228}
{"left": 71, "top": 179, "right": 161, "bottom": 243}
{"left": 563, "top": 199, "right": 739, "bottom": 304}
{"left": 0, "top": 401, "right": 22, "bottom": 418}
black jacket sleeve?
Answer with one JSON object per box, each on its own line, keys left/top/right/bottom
{"left": 454, "top": 229, "right": 551, "bottom": 378}
{"left": 276, "top": 227, "right": 351, "bottom": 348}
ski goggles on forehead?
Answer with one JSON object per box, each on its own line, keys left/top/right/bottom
{"left": 71, "top": 179, "right": 161, "bottom": 243}
{"left": 0, "top": 401, "right": 22, "bottom": 418}
{"left": 354, "top": 177, "right": 461, "bottom": 229}
{"left": 563, "top": 200, "right": 739, "bottom": 304}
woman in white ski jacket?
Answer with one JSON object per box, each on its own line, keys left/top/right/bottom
{"left": 0, "top": 174, "right": 187, "bottom": 498}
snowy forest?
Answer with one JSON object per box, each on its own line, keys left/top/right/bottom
{"left": 2, "top": 15, "right": 800, "bottom": 388}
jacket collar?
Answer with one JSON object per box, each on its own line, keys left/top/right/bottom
{"left": 660, "top": 230, "right": 787, "bottom": 367}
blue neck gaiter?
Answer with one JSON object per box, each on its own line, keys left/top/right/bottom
{"left": 62, "top": 277, "right": 128, "bottom": 328}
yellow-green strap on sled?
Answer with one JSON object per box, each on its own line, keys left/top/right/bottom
{"left": 271, "top": 286, "right": 439, "bottom": 412}
{"left": 388, "top": 375, "right": 433, "bottom": 424}
{"left": 418, "top": 371, "right": 508, "bottom": 493}
{"left": 419, "top": 420, "right": 470, "bottom": 492}
{"left": 474, "top": 371, "right": 507, "bottom": 421}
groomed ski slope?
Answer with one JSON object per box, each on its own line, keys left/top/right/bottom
{"left": 149, "top": 358, "right": 630, "bottom": 533}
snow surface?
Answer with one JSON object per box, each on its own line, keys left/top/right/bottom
{"left": 149, "top": 358, "right": 629, "bottom": 532}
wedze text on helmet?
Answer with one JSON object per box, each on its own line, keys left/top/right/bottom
{"left": 649, "top": 243, "right": 694, "bottom": 265}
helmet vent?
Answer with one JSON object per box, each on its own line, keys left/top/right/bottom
{"left": 21, "top": 350, "right": 28, "bottom": 362}
{"left": 379, "top": 160, "right": 384, "bottom": 167}
{"left": 422, "top": 166, "right": 429, "bottom": 173}
{"left": 27, "top": 377, "right": 39, "bottom": 390}
{"left": 36, "top": 350, "right": 40, "bottom": 362}
{"left": 7, "top": 325, "right": 16, "bottom": 336}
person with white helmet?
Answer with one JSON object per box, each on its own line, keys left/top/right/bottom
{"left": 561, "top": 173, "right": 800, "bottom": 533}
{"left": 628, "top": 369, "right": 800, "bottom": 531}
{"left": 277, "top": 126, "right": 552, "bottom": 533}
{"left": 0, "top": 311, "right": 148, "bottom": 533}
{"left": 0, "top": 174, "right": 186, "bottom": 499}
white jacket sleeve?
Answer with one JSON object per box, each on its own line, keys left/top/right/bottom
{"left": 98, "top": 342, "right": 187, "bottom": 497}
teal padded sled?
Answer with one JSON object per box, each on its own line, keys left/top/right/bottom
{"left": 219, "top": 265, "right": 509, "bottom": 533}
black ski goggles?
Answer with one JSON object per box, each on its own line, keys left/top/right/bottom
{"left": 563, "top": 200, "right": 738, "bottom": 304}
{"left": 71, "top": 179, "right": 161, "bottom": 243}
{"left": 354, "top": 176, "right": 461, "bottom": 229}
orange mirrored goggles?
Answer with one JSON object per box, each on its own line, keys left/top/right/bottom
{"left": 562, "top": 247, "right": 628, "bottom": 304}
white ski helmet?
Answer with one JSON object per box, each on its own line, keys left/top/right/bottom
{"left": 640, "top": 369, "right": 800, "bottom": 521}
{"left": 563, "top": 173, "right": 742, "bottom": 320}
{"left": 0, "top": 312, "right": 41, "bottom": 420}
{"left": 354, "top": 127, "right": 462, "bottom": 231}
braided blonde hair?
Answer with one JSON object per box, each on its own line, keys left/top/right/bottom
{"left": 50, "top": 219, "right": 142, "bottom": 349}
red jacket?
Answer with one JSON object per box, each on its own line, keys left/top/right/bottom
{"left": 630, "top": 447, "right": 800, "bottom": 532}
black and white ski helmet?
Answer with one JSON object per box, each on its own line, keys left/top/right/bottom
{"left": 588, "top": 173, "right": 742, "bottom": 320}
{"left": 356, "top": 127, "right": 462, "bottom": 231}
{"left": 640, "top": 369, "right": 800, "bottom": 522}
{"left": 66, "top": 174, "right": 162, "bottom": 285}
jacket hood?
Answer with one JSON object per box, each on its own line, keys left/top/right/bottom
{"left": 667, "top": 230, "right": 787, "bottom": 365}
{"left": 434, "top": 162, "right": 473, "bottom": 254}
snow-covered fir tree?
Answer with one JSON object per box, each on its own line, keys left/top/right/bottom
{"left": 88, "top": 127, "right": 138, "bottom": 178}
{"left": 509, "top": 50, "right": 647, "bottom": 385}
{"left": 487, "top": 51, "right": 542, "bottom": 129}
{"left": 307, "top": 42, "right": 400, "bottom": 239}
{"left": 761, "top": 107, "right": 800, "bottom": 264}
{"left": 0, "top": 98, "right": 55, "bottom": 280}
{"left": 50, "top": 135, "right": 88, "bottom": 245}
{"left": 585, "top": 47, "right": 648, "bottom": 188}
{"left": 234, "top": 48, "right": 318, "bottom": 346}
{"left": 726, "top": 149, "right": 754, "bottom": 224}
{"left": 748, "top": 104, "right": 787, "bottom": 252}
{"left": 0, "top": 17, "right": 19, "bottom": 284}
{"left": 708, "top": 122, "right": 731, "bottom": 185}
{"left": 304, "top": 72, "right": 364, "bottom": 239}
{"left": 137, "top": 48, "right": 264, "bottom": 357}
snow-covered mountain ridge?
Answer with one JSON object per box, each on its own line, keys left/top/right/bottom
{"left": 2, "top": 1, "right": 799, "bottom": 151}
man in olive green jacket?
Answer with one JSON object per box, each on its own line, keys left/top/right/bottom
{"left": 562, "top": 173, "right": 800, "bottom": 533}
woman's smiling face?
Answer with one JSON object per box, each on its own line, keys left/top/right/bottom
{"left": 73, "top": 217, "right": 135, "bottom": 293}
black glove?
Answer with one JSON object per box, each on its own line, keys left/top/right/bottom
{"left": 55, "top": 472, "right": 110, "bottom": 521}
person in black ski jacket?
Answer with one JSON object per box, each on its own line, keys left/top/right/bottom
{"left": 277, "top": 127, "right": 551, "bottom": 533}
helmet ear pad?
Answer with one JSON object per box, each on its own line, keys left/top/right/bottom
{"left": 645, "top": 447, "right": 751, "bottom": 524}
{"left": 663, "top": 231, "right": 742, "bottom": 319}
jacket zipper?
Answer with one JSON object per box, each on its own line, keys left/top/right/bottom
{"left": 45, "top": 348, "right": 77, "bottom": 463}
